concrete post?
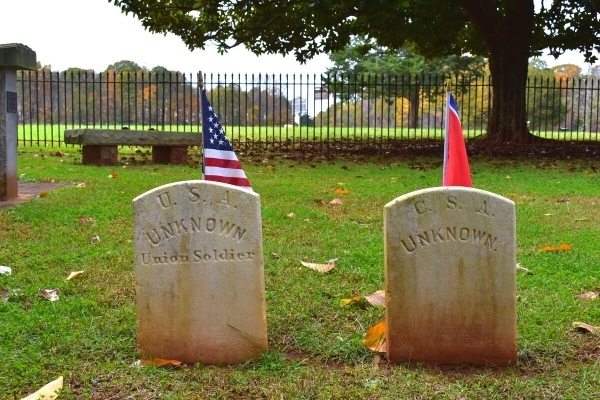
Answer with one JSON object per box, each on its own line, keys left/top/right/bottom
{"left": 0, "top": 43, "right": 36, "bottom": 201}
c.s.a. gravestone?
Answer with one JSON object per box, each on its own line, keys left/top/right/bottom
{"left": 133, "top": 180, "right": 267, "bottom": 365}
{"left": 384, "top": 187, "right": 517, "bottom": 366}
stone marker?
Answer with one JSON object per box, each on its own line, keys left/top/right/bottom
{"left": 384, "top": 187, "right": 517, "bottom": 366}
{"left": 133, "top": 180, "right": 267, "bottom": 365}
{"left": 0, "top": 44, "right": 36, "bottom": 201}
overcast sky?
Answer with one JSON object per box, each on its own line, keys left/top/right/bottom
{"left": 1, "top": 0, "right": 596, "bottom": 75}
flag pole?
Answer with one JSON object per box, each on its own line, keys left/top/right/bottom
{"left": 199, "top": 71, "right": 205, "bottom": 179}
{"left": 443, "top": 78, "right": 452, "bottom": 185}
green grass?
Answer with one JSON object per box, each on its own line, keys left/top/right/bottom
{"left": 1, "top": 148, "right": 600, "bottom": 399}
{"left": 18, "top": 123, "right": 600, "bottom": 148}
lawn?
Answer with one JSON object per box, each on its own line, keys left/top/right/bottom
{"left": 1, "top": 147, "right": 599, "bottom": 399}
{"left": 17, "top": 123, "right": 600, "bottom": 149}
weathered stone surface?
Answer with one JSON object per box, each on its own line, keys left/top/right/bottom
{"left": 65, "top": 129, "right": 198, "bottom": 165}
{"left": 82, "top": 145, "right": 118, "bottom": 166}
{"left": 384, "top": 187, "right": 517, "bottom": 366}
{"left": 64, "top": 129, "right": 200, "bottom": 146}
{"left": 133, "top": 180, "right": 267, "bottom": 365}
{"left": 152, "top": 146, "right": 188, "bottom": 164}
{"left": 0, "top": 68, "right": 18, "bottom": 201}
{"left": 0, "top": 43, "right": 36, "bottom": 70}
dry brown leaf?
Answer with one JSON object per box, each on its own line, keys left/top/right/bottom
{"left": 40, "top": 288, "right": 60, "bottom": 301}
{"left": 1, "top": 286, "right": 8, "bottom": 302}
{"left": 539, "top": 243, "right": 572, "bottom": 252}
{"left": 575, "top": 291, "right": 599, "bottom": 301}
{"left": 39, "top": 191, "right": 49, "bottom": 198}
{"left": 363, "top": 320, "right": 387, "bottom": 352}
{"left": 300, "top": 258, "right": 337, "bottom": 273}
{"left": 77, "top": 216, "right": 97, "bottom": 225}
{"left": 75, "top": 183, "right": 86, "bottom": 188}
{"left": 332, "top": 187, "right": 349, "bottom": 194}
{"left": 134, "top": 357, "right": 183, "bottom": 368}
{"left": 90, "top": 235, "right": 101, "bottom": 243}
{"left": 364, "top": 290, "right": 386, "bottom": 307}
{"left": 329, "top": 198, "right": 344, "bottom": 205}
{"left": 66, "top": 271, "right": 85, "bottom": 281}
{"left": 20, "top": 376, "right": 63, "bottom": 400}
{"left": 572, "top": 321, "right": 600, "bottom": 335}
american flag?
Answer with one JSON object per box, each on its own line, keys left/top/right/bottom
{"left": 442, "top": 92, "right": 472, "bottom": 187}
{"left": 201, "top": 90, "right": 252, "bottom": 191}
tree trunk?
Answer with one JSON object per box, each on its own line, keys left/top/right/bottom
{"left": 486, "top": 57, "right": 532, "bottom": 144}
{"left": 459, "top": 0, "right": 537, "bottom": 144}
{"left": 408, "top": 83, "right": 420, "bottom": 129}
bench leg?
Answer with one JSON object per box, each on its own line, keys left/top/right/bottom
{"left": 82, "top": 145, "right": 118, "bottom": 166}
{"left": 152, "top": 146, "right": 188, "bottom": 164}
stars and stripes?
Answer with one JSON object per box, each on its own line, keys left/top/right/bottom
{"left": 202, "top": 89, "right": 252, "bottom": 191}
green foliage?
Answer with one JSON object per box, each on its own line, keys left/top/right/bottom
{"left": 323, "top": 36, "right": 486, "bottom": 128}
{"left": 109, "top": 0, "right": 600, "bottom": 144}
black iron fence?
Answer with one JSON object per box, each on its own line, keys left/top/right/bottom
{"left": 15, "top": 70, "right": 600, "bottom": 154}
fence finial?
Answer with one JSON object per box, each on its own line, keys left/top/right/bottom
{"left": 446, "top": 77, "right": 452, "bottom": 93}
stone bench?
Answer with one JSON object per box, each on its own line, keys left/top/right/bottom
{"left": 64, "top": 129, "right": 201, "bottom": 166}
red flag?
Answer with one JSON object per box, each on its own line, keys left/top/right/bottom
{"left": 443, "top": 92, "right": 472, "bottom": 187}
{"left": 202, "top": 90, "right": 252, "bottom": 191}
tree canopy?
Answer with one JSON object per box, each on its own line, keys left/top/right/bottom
{"left": 110, "top": 0, "right": 600, "bottom": 144}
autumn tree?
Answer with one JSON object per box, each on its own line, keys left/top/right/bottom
{"left": 109, "top": 0, "right": 600, "bottom": 144}
{"left": 324, "top": 36, "right": 486, "bottom": 129}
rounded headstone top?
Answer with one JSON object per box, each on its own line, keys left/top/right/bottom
{"left": 0, "top": 43, "right": 37, "bottom": 70}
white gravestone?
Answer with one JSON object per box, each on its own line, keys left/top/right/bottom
{"left": 384, "top": 187, "right": 517, "bottom": 366}
{"left": 133, "top": 180, "right": 267, "bottom": 365}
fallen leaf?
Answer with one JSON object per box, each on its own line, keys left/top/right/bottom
{"left": 1, "top": 286, "right": 8, "bottom": 302}
{"left": 55, "top": 151, "right": 63, "bottom": 157}
{"left": 0, "top": 265, "right": 11, "bottom": 275}
{"left": 39, "top": 191, "right": 49, "bottom": 198}
{"left": 40, "top": 288, "right": 60, "bottom": 301}
{"left": 575, "top": 291, "right": 599, "bottom": 301}
{"left": 539, "top": 243, "right": 572, "bottom": 252}
{"left": 90, "top": 235, "right": 101, "bottom": 243}
{"left": 332, "top": 187, "right": 349, "bottom": 194}
{"left": 133, "top": 358, "right": 183, "bottom": 368}
{"left": 20, "top": 376, "right": 63, "bottom": 400}
{"left": 329, "top": 198, "right": 343, "bottom": 205}
{"left": 108, "top": 172, "right": 119, "bottom": 178}
{"left": 340, "top": 295, "right": 362, "bottom": 306}
{"left": 364, "top": 290, "right": 386, "bottom": 307}
{"left": 287, "top": 212, "right": 296, "bottom": 218}
{"left": 300, "top": 258, "right": 337, "bottom": 273}
{"left": 363, "top": 320, "right": 387, "bottom": 352}
{"left": 572, "top": 321, "right": 600, "bottom": 335}
{"left": 77, "top": 216, "right": 97, "bottom": 225}
{"left": 75, "top": 183, "right": 86, "bottom": 188}
{"left": 66, "top": 271, "right": 85, "bottom": 281}
{"left": 516, "top": 263, "right": 533, "bottom": 274}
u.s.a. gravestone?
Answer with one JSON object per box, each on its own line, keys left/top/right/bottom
{"left": 133, "top": 180, "right": 267, "bottom": 365}
{"left": 384, "top": 187, "right": 517, "bottom": 366}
